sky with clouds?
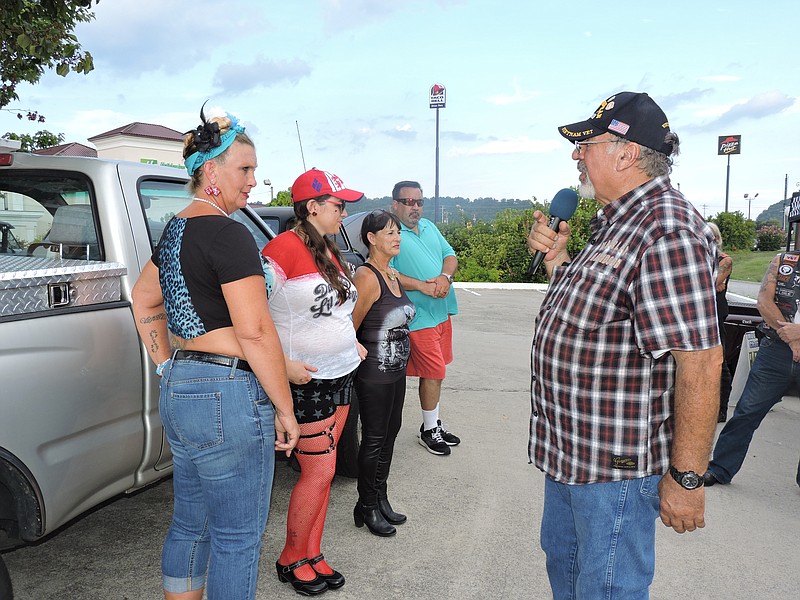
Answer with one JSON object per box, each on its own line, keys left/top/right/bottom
{"left": 2, "top": 0, "right": 798, "bottom": 217}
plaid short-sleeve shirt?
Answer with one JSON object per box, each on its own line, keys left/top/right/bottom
{"left": 529, "top": 176, "right": 719, "bottom": 484}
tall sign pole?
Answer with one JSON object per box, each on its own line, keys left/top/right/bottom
{"left": 718, "top": 135, "right": 741, "bottom": 212}
{"left": 430, "top": 84, "right": 446, "bottom": 223}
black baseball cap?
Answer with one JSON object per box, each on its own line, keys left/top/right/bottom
{"left": 558, "top": 92, "right": 674, "bottom": 155}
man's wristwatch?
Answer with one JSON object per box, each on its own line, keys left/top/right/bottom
{"left": 441, "top": 273, "right": 453, "bottom": 284}
{"left": 668, "top": 465, "right": 704, "bottom": 490}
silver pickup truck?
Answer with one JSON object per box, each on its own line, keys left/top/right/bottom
{"left": 0, "top": 152, "right": 282, "bottom": 594}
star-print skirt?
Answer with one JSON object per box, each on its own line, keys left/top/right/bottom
{"left": 289, "top": 370, "right": 356, "bottom": 424}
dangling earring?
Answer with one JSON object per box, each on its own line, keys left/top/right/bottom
{"left": 204, "top": 185, "right": 221, "bottom": 197}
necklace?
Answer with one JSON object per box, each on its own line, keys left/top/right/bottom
{"left": 193, "top": 197, "right": 228, "bottom": 217}
{"left": 368, "top": 259, "right": 397, "bottom": 281}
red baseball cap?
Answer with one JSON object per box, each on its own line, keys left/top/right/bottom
{"left": 290, "top": 168, "right": 364, "bottom": 203}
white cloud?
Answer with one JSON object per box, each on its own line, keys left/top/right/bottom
{"left": 699, "top": 75, "right": 741, "bottom": 82}
{"left": 66, "top": 109, "right": 133, "bottom": 141}
{"left": 450, "top": 137, "right": 562, "bottom": 157}
{"left": 486, "top": 79, "right": 541, "bottom": 106}
{"left": 686, "top": 91, "right": 796, "bottom": 132}
{"left": 383, "top": 123, "right": 416, "bottom": 140}
{"left": 213, "top": 57, "right": 313, "bottom": 95}
{"left": 78, "top": 0, "right": 268, "bottom": 76}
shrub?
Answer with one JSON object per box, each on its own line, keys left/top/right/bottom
{"left": 756, "top": 224, "right": 785, "bottom": 251}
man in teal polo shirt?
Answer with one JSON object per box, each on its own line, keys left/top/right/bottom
{"left": 390, "top": 180, "right": 460, "bottom": 456}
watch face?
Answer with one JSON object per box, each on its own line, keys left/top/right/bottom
{"left": 681, "top": 473, "right": 701, "bottom": 489}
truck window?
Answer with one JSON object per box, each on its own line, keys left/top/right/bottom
{"left": 139, "top": 180, "right": 194, "bottom": 250}
{"left": 138, "top": 180, "right": 269, "bottom": 252}
{"left": 0, "top": 170, "right": 101, "bottom": 260}
{"left": 260, "top": 216, "right": 281, "bottom": 235}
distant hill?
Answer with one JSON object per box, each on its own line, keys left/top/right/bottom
{"left": 756, "top": 199, "right": 791, "bottom": 226}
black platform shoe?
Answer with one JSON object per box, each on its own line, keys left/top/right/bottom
{"left": 353, "top": 502, "right": 396, "bottom": 537}
{"left": 276, "top": 558, "right": 329, "bottom": 596}
{"left": 378, "top": 497, "right": 407, "bottom": 525}
{"left": 309, "top": 554, "right": 345, "bottom": 590}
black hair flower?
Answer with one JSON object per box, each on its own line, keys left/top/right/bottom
{"left": 187, "top": 100, "right": 221, "bottom": 153}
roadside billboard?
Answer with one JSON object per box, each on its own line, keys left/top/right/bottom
{"left": 718, "top": 135, "right": 741, "bottom": 155}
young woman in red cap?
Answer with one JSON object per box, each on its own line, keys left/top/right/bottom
{"left": 262, "top": 168, "right": 364, "bottom": 596}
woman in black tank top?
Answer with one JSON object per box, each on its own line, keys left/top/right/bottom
{"left": 351, "top": 211, "right": 416, "bottom": 537}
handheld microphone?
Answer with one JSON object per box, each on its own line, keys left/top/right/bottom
{"left": 528, "top": 188, "right": 579, "bottom": 275}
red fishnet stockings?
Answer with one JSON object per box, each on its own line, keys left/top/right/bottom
{"left": 278, "top": 405, "right": 349, "bottom": 581}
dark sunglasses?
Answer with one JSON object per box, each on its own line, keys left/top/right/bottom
{"left": 396, "top": 198, "right": 424, "bottom": 207}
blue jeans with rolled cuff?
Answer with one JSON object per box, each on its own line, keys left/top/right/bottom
{"left": 159, "top": 357, "right": 276, "bottom": 599}
{"left": 540, "top": 475, "right": 661, "bottom": 600}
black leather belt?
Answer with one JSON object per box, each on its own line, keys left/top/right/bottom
{"left": 173, "top": 350, "right": 253, "bottom": 373}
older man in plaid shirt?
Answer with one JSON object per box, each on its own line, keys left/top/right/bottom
{"left": 527, "top": 92, "right": 723, "bottom": 599}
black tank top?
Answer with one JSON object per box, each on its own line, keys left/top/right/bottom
{"left": 356, "top": 263, "right": 416, "bottom": 383}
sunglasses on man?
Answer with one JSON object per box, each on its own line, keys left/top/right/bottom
{"left": 395, "top": 198, "right": 424, "bottom": 207}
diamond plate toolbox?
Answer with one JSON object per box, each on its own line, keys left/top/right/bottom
{"left": 0, "top": 255, "right": 127, "bottom": 317}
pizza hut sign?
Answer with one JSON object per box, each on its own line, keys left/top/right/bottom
{"left": 718, "top": 135, "right": 741, "bottom": 155}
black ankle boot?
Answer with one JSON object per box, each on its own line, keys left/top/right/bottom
{"left": 377, "top": 497, "right": 407, "bottom": 525}
{"left": 353, "top": 502, "right": 396, "bottom": 537}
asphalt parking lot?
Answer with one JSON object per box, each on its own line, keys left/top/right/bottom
{"left": 3, "top": 287, "right": 799, "bottom": 599}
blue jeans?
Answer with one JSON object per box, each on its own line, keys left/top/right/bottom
{"left": 541, "top": 475, "right": 661, "bottom": 600}
{"left": 708, "top": 336, "right": 800, "bottom": 484}
{"left": 159, "top": 359, "right": 276, "bottom": 599}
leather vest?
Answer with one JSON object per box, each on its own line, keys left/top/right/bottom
{"left": 758, "top": 251, "right": 800, "bottom": 337}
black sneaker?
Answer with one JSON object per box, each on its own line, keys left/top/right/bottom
{"left": 437, "top": 420, "right": 460, "bottom": 446}
{"left": 418, "top": 426, "right": 451, "bottom": 455}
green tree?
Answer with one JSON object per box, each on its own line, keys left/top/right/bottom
{"left": 437, "top": 189, "right": 602, "bottom": 283}
{"left": 0, "top": 0, "right": 97, "bottom": 108}
{"left": 709, "top": 211, "right": 756, "bottom": 251}
{"left": 269, "top": 189, "right": 293, "bottom": 206}
{"left": 3, "top": 130, "right": 64, "bottom": 151}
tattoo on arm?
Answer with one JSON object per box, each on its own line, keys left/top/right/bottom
{"left": 759, "top": 258, "right": 779, "bottom": 294}
{"left": 149, "top": 330, "right": 159, "bottom": 354}
{"left": 139, "top": 313, "right": 166, "bottom": 324}
{"left": 718, "top": 259, "right": 732, "bottom": 280}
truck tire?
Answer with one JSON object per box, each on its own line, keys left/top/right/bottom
{"left": 335, "top": 387, "right": 360, "bottom": 478}
{"left": 0, "top": 554, "right": 13, "bottom": 600}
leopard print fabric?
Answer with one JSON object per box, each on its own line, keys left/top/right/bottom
{"left": 157, "top": 218, "right": 206, "bottom": 339}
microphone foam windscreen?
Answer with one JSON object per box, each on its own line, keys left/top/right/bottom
{"left": 550, "top": 188, "right": 579, "bottom": 220}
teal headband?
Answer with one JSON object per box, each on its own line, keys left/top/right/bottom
{"left": 184, "top": 115, "right": 246, "bottom": 176}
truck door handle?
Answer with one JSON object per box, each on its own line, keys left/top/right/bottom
{"left": 47, "top": 282, "right": 71, "bottom": 307}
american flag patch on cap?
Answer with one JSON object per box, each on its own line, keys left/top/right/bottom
{"left": 608, "top": 119, "right": 630, "bottom": 135}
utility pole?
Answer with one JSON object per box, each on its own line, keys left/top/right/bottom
{"left": 784, "top": 174, "right": 789, "bottom": 230}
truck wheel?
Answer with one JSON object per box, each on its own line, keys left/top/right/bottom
{"left": 0, "top": 554, "right": 13, "bottom": 600}
{"left": 335, "top": 388, "right": 360, "bottom": 478}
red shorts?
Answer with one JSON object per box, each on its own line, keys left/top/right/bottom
{"left": 406, "top": 317, "right": 453, "bottom": 380}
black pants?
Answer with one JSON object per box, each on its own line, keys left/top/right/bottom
{"left": 355, "top": 376, "right": 406, "bottom": 506}
{"left": 718, "top": 312, "right": 733, "bottom": 414}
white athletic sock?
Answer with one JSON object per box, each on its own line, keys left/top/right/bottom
{"left": 422, "top": 405, "right": 440, "bottom": 431}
